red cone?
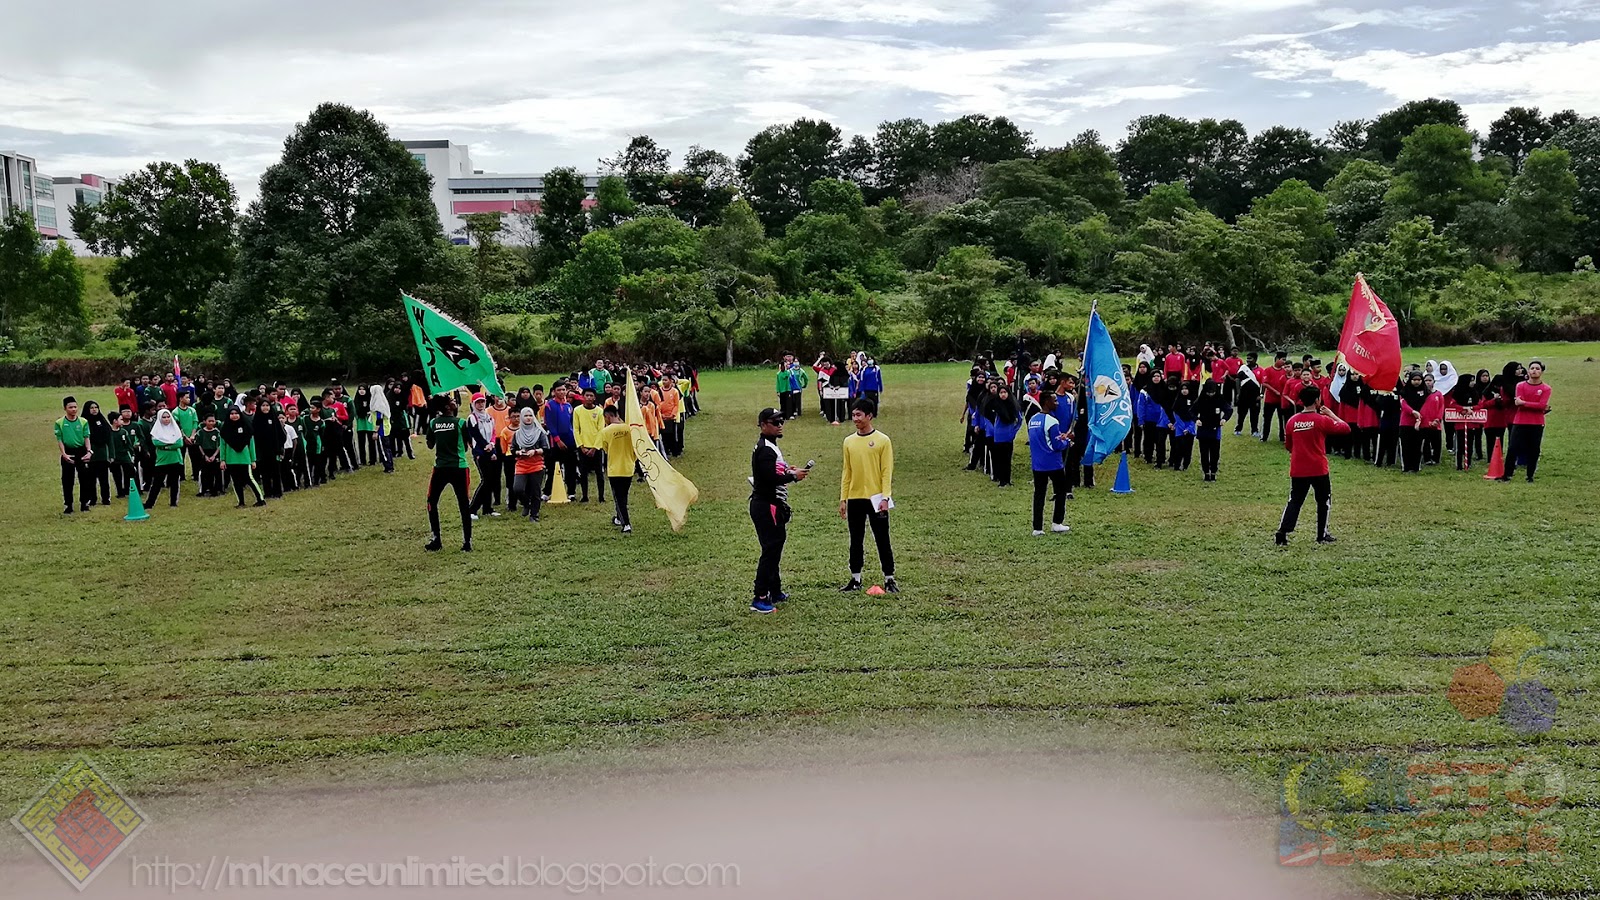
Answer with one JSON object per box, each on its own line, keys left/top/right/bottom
{"left": 1483, "top": 438, "right": 1505, "bottom": 480}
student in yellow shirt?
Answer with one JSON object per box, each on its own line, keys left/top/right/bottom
{"left": 838, "top": 399, "right": 897, "bottom": 594}
{"left": 572, "top": 388, "right": 608, "bottom": 503}
{"left": 599, "top": 406, "right": 637, "bottom": 533}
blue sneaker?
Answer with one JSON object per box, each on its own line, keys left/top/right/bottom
{"left": 774, "top": 592, "right": 790, "bottom": 603}
{"left": 751, "top": 598, "right": 776, "bottom": 614}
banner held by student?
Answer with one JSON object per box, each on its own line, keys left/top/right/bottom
{"left": 401, "top": 291, "right": 503, "bottom": 397}
{"left": 1334, "top": 274, "right": 1402, "bottom": 393}
{"left": 625, "top": 368, "right": 699, "bottom": 531}
{"left": 1081, "top": 305, "right": 1134, "bottom": 465}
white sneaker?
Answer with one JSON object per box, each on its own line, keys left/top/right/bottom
{"left": 489, "top": 511, "right": 501, "bottom": 517}
{"left": 1051, "top": 523, "right": 1071, "bottom": 533}
{"left": 622, "top": 525, "right": 632, "bottom": 534}
{"left": 1032, "top": 530, "right": 1045, "bottom": 537}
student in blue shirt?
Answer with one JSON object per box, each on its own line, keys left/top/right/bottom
{"left": 1027, "top": 391, "right": 1071, "bottom": 535}
{"left": 988, "top": 385, "right": 1022, "bottom": 487}
{"left": 1170, "top": 381, "right": 1198, "bottom": 472}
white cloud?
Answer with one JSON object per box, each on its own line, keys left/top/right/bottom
{"left": 721, "top": 0, "right": 996, "bottom": 24}
{"left": 1050, "top": 0, "right": 1320, "bottom": 34}
{"left": 1239, "top": 38, "right": 1600, "bottom": 126}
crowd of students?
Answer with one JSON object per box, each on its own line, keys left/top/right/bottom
{"left": 49, "top": 360, "right": 703, "bottom": 550}
{"left": 960, "top": 341, "right": 1555, "bottom": 535}
{"left": 775, "top": 351, "right": 885, "bottom": 426}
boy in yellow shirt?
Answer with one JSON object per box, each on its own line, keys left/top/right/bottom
{"left": 599, "top": 406, "right": 637, "bottom": 533}
{"left": 838, "top": 399, "right": 897, "bottom": 593}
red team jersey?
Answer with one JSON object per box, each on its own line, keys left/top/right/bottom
{"left": 1284, "top": 412, "right": 1351, "bottom": 478}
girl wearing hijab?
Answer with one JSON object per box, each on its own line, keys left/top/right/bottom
{"left": 1419, "top": 373, "right": 1444, "bottom": 465}
{"left": 144, "top": 409, "right": 186, "bottom": 507}
{"left": 509, "top": 407, "right": 550, "bottom": 520}
{"left": 961, "top": 368, "right": 985, "bottom": 462}
{"left": 1195, "top": 380, "right": 1225, "bottom": 481}
{"left": 1398, "top": 371, "right": 1428, "bottom": 473}
{"left": 466, "top": 395, "right": 503, "bottom": 518}
{"left": 1447, "top": 374, "right": 1482, "bottom": 470}
{"left": 1433, "top": 361, "right": 1459, "bottom": 455}
{"left": 1136, "top": 344, "right": 1156, "bottom": 370}
{"left": 1480, "top": 370, "right": 1508, "bottom": 460}
{"left": 1335, "top": 371, "right": 1361, "bottom": 460}
{"left": 220, "top": 406, "right": 266, "bottom": 507}
{"left": 349, "top": 385, "right": 372, "bottom": 467}
{"left": 988, "top": 385, "right": 1021, "bottom": 488}
{"left": 84, "top": 401, "right": 113, "bottom": 506}
{"left": 1130, "top": 361, "right": 1153, "bottom": 457}
{"left": 1169, "top": 381, "right": 1198, "bottom": 472}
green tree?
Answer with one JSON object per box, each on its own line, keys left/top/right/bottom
{"left": 590, "top": 175, "right": 637, "bottom": 229}
{"left": 980, "top": 159, "right": 1075, "bottom": 208}
{"left": 1190, "top": 118, "right": 1251, "bottom": 219}
{"left": 929, "top": 114, "right": 1033, "bottom": 171}
{"left": 220, "top": 102, "right": 459, "bottom": 372}
{"left": 600, "top": 135, "right": 671, "bottom": 205}
{"left": 73, "top": 159, "right": 237, "bottom": 345}
{"left": 532, "top": 167, "right": 591, "bottom": 278}
{"left": 1326, "top": 119, "right": 1370, "bottom": 156}
{"left": 1445, "top": 201, "right": 1514, "bottom": 264}
{"left": 1366, "top": 98, "right": 1467, "bottom": 162}
{"left": 1245, "top": 179, "right": 1336, "bottom": 269}
{"left": 1038, "top": 130, "right": 1126, "bottom": 214}
{"left": 916, "top": 245, "right": 1006, "bottom": 354}
{"left": 1326, "top": 159, "right": 1393, "bottom": 247}
{"left": 1339, "top": 217, "right": 1469, "bottom": 324}
{"left": 697, "top": 200, "right": 777, "bottom": 365}
{"left": 552, "top": 230, "right": 623, "bottom": 341}
{"left": 1507, "top": 147, "right": 1585, "bottom": 272}
{"left": 1117, "top": 114, "right": 1199, "bottom": 196}
{"left": 1548, "top": 116, "right": 1600, "bottom": 259}
{"left": 1485, "top": 107, "right": 1553, "bottom": 174}
{"left": 1385, "top": 124, "right": 1502, "bottom": 229}
{"left": 614, "top": 215, "right": 701, "bottom": 274}
{"left": 663, "top": 146, "right": 738, "bottom": 227}
{"left": 1245, "top": 126, "right": 1331, "bottom": 194}
{"left": 39, "top": 241, "right": 90, "bottom": 349}
{"left": 460, "top": 212, "right": 527, "bottom": 293}
{"left": 872, "top": 118, "right": 936, "bottom": 198}
{"left": 1130, "top": 181, "right": 1200, "bottom": 225}
{"left": 0, "top": 213, "right": 89, "bottom": 350}
{"left": 738, "top": 118, "right": 844, "bottom": 229}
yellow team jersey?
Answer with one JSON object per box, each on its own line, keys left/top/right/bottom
{"left": 600, "top": 422, "right": 636, "bottom": 477}
{"left": 840, "top": 429, "right": 894, "bottom": 501}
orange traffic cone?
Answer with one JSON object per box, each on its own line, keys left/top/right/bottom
{"left": 1482, "top": 438, "right": 1505, "bottom": 480}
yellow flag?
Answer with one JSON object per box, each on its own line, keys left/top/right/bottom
{"left": 625, "top": 369, "right": 700, "bottom": 531}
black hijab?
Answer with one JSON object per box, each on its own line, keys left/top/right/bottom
{"left": 1398, "top": 374, "right": 1428, "bottom": 412}
{"left": 222, "top": 408, "right": 253, "bottom": 451}
{"left": 990, "top": 388, "right": 1019, "bottom": 425}
{"left": 84, "top": 401, "right": 111, "bottom": 448}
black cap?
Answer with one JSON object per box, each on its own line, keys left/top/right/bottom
{"left": 758, "top": 407, "right": 783, "bottom": 424}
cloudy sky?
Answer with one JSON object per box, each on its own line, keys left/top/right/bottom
{"left": 3, "top": 0, "right": 1598, "bottom": 202}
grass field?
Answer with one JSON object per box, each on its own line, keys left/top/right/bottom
{"left": 1, "top": 344, "right": 1597, "bottom": 896}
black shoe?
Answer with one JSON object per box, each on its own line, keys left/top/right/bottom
{"left": 80, "top": 501, "right": 91, "bottom": 512}
{"left": 1316, "top": 534, "right": 1337, "bottom": 544}
{"left": 236, "top": 502, "right": 246, "bottom": 508}
{"left": 169, "top": 501, "right": 178, "bottom": 508}
{"left": 1274, "top": 532, "right": 1289, "bottom": 547}
{"left": 425, "top": 537, "right": 442, "bottom": 551}
{"left": 253, "top": 499, "right": 267, "bottom": 507}
{"left": 839, "top": 579, "right": 863, "bottom": 593}
{"left": 461, "top": 542, "right": 472, "bottom": 552}
{"left": 63, "top": 505, "right": 72, "bottom": 515}
{"left": 883, "top": 578, "right": 900, "bottom": 594}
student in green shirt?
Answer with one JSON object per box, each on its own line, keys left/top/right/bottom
{"left": 220, "top": 406, "right": 266, "bottom": 508}
{"left": 306, "top": 397, "right": 327, "bottom": 485}
{"left": 110, "top": 408, "right": 140, "bottom": 498}
{"left": 353, "top": 384, "right": 376, "bottom": 467}
{"left": 424, "top": 398, "right": 473, "bottom": 553}
{"left": 172, "top": 393, "right": 201, "bottom": 493}
{"left": 144, "top": 409, "right": 186, "bottom": 508}
{"left": 83, "top": 400, "right": 113, "bottom": 506}
{"left": 135, "top": 402, "right": 157, "bottom": 494}
{"left": 54, "top": 396, "right": 93, "bottom": 514}
{"left": 196, "top": 414, "right": 223, "bottom": 497}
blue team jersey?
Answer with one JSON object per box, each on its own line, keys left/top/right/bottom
{"left": 1027, "top": 412, "right": 1068, "bottom": 471}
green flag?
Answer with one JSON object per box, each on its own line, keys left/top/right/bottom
{"left": 401, "top": 292, "right": 503, "bottom": 397}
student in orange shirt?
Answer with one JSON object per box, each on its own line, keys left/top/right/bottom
{"left": 657, "top": 376, "right": 683, "bottom": 458}
{"left": 507, "top": 408, "right": 549, "bottom": 521}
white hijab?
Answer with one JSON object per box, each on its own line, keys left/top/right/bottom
{"left": 1043, "top": 353, "right": 1058, "bottom": 371}
{"left": 1433, "top": 361, "right": 1459, "bottom": 397}
{"left": 149, "top": 410, "right": 184, "bottom": 445}
{"left": 470, "top": 400, "right": 495, "bottom": 443}
{"left": 369, "top": 384, "right": 391, "bottom": 420}
{"left": 1137, "top": 345, "right": 1156, "bottom": 367}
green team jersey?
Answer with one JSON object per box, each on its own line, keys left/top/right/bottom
{"left": 110, "top": 427, "right": 138, "bottom": 464}
{"left": 291, "top": 417, "right": 316, "bottom": 454}
{"left": 135, "top": 418, "right": 154, "bottom": 454}
{"left": 196, "top": 428, "right": 222, "bottom": 457}
{"left": 54, "top": 416, "right": 89, "bottom": 450}
{"left": 172, "top": 406, "right": 199, "bottom": 437}
{"left": 152, "top": 438, "right": 184, "bottom": 466}
{"left": 427, "top": 416, "right": 469, "bottom": 468}
{"left": 206, "top": 397, "right": 235, "bottom": 422}
{"left": 220, "top": 437, "right": 255, "bottom": 466}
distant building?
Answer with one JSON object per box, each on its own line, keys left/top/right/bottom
{"left": 51, "top": 174, "right": 120, "bottom": 252}
{"left": 402, "top": 139, "right": 597, "bottom": 244}
{"left": 0, "top": 150, "right": 57, "bottom": 237}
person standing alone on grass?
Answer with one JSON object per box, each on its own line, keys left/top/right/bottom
{"left": 750, "top": 408, "right": 810, "bottom": 613}
{"left": 1501, "top": 359, "right": 1552, "bottom": 483}
{"left": 838, "top": 400, "right": 897, "bottom": 595}
{"left": 1275, "top": 385, "right": 1350, "bottom": 547}
{"left": 54, "top": 396, "right": 92, "bottom": 514}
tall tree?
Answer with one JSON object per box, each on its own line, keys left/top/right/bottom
{"left": 1326, "top": 120, "right": 1370, "bottom": 156}
{"left": 916, "top": 245, "right": 1007, "bottom": 354}
{"left": 590, "top": 175, "right": 636, "bottom": 229}
{"left": 1038, "top": 130, "right": 1126, "bottom": 214}
{"left": 552, "top": 230, "right": 623, "bottom": 341}
{"left": 839, "top": 134, "right": 878, "bottom": 194}
{"left": 662, "top": 146, "right": 738, "bottom": 227}
{"left": 929, "top": 114, "right": 1033, "bottom": 172}
{"left": 1485, "top": 107, "right": 1553, "bottom": 174}
{"left": 1190, "top": 118, "right": 1251, "bottom": 219}
{"left": 1507, "top": 147, "right": 1585, "bottom": 272}
{"left": 1325, "top": 159, "right": 1393, "bottom": 248}
{"left": 1117, "top": 114, "right": 1200, "bottom": 196}
{"left": 533, "top": 167, "right": 591, "bottom": 278}
{"left": 0, "top": 213, "right": 89, "bottom": 349}
{"left": 1366, "top": 98, "right": 1467, "bottom": 162}
{"left": 1245, "top": 179, "right": 1337, "bottom": 270}
{"left": 600, "top": 135, "right": 671, "bottom": 205}
{"left": 1245, "top": 126, "right": 1331, "bottom": 195}
{"left": 74, "top": 159, "right": 237, "bottom": 345}
{"left": 219, "top": 102, "right": 460, "bottom": 372}
{"left": 1385, "top": 124, "right": 1502, "bottom": 229}
{"left": 738, "top": 118, "right": 845, "bottom": 229}
{"left": 1548, "top": 116, "right": 1600, "bottom": 259}
{"left": 872, "top": 118, "right": 937, "bottom": 199}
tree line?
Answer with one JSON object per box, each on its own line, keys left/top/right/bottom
{"left": 8, "top": 98, "right": 1598, "bottom": 374}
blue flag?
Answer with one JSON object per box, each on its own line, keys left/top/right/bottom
{"left": 1082, "top": 309, "right": 1133, "bottom": 466}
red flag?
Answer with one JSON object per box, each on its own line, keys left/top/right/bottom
{"left": 1336, "top": 274, "right": 1401, "bottom": 392}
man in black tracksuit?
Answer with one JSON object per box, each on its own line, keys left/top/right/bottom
{"left": 749, "top": 408, "right": 810, "bottom": 614}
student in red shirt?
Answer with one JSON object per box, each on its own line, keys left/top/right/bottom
{"left": 1419, "top": 373, "right": 1444, "bottom": 466}
{"left": 1501, "top": 359, "right": 1552, "bottom": 483}
{"left": 1259, "top": 353, "right": 1288, "bottom": 443}
{"left": 1275, "top": 385, "right": 1351, "bottom": 547}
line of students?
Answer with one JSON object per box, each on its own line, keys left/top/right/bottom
{"left": 778, "top": 351, "right": 884, "bottom": 426}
